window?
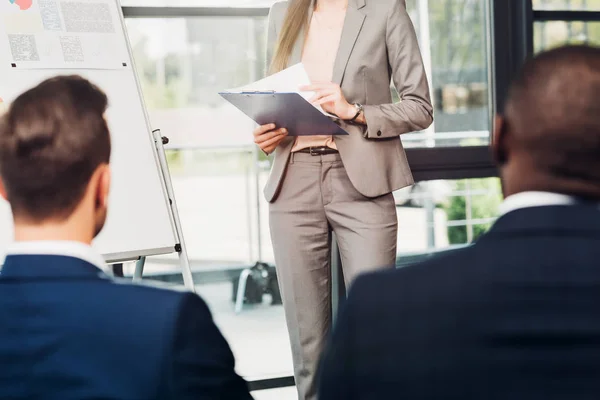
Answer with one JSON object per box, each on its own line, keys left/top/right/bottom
{"left": 123, "top": 0, "right": 499, "bottom": 393}
{"left": 126, "top": 17, "right": 266, "bottom": 150}
{"left": 395, "top": 178, "right": 502, "bottom": 260}
{"left": 405, "top": 0, "right": 492, "bottom": 148}
{"left": 532, "top": 0, "right": 600, "bottom": 51}
{"left": 126, "top": 1, "right": 494, "bottom": 151}
{"left": 534, "top": 21, "right": 600, "bottom": 50}
{"left": 533, "top": 0, "right": 600, "bottom": 10}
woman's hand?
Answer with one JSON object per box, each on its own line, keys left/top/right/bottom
{"left": 253, "top": 123, "right": 288, "bottom": 155}
{"left": 301, "top": 82, "right": 357, "bottom": 120}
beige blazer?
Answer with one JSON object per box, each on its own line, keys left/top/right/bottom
{"left": 264, "top": 0, "right": 433, "bottom": 202}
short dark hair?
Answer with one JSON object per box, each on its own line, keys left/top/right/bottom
{"left": 504, "top": 45, "right": 600, "bottom": 182}
{"left": 0, "top": 75, "right": 110, "bottom": 221}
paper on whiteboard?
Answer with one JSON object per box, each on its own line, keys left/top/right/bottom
{"left": 39, "top": 0, "right": 63, "bottom": 31}
{"left": 8, "top": 34, "right": 39, "bottom": 61}
{"left": 0, "top": 0, "right": 129, "bottom": 69}
{"left": 225, "top": 63, "right": 338, "bottom": 119}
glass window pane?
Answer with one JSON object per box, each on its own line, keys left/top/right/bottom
{"left": 535, "top": 21, "right": 600, "bottom": 51}
{"left": 533, "top": 0, "right": 600, "bottom": 10}
{"left": 126, "top": 17, "right": 267, "bottom": 148}
{"left": 126, "top": 1, "right": 492, "bottom": 150}
{"left": 393, "top": 178, "right": 502, "bottom": 260}
{"left": 404, "top": 0, "right": 492, "bottom": 148}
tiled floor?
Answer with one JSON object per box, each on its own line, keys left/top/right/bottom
{"left": 194, "top": 282, "right": 297, "bottom": 399}
{"left": 193, "top": 281, "right": 294, "bottom": 380}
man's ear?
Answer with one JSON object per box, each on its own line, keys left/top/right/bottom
{"left": 94, "top": 165, "right": 111, "bottom": 209}
{"left": 0, "top": 179, "right": 7, "bottom": 202}
{"left": 492, "top": 114, "right": 508, "bottom": 166}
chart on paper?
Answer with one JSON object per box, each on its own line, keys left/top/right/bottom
{"left": 7, "top": 0, "right": 32, "bottom": 11}
{"left": 0, "top": 0, "right": 129, "bottom": 69}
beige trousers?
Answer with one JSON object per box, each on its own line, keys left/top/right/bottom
{"left": 269, "top": 152, "right": 398, "bottom": 400}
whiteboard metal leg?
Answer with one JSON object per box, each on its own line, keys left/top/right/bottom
{"left": 252, "top": 146, "right": 263, "bottom": 261}
{"left": 133, "top": 257, "right": 146, "bottom": 281}
{"left": 178, "top": 245, "right": 195, "bottom": 292}
{"left": 152, "top": 129, "right": 196, "bottom": 293}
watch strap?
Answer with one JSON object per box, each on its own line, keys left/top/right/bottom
{"left": 349, "top": 103, "right": 363, "bottom": 122}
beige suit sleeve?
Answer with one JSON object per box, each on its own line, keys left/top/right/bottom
{"left": 266, "top": 3, "right": 280, "bottom": 74}
{"left": 362, "top": 0, "right": 434, "bottom": 139}
{"left": 259, "top": 3, "right": 281, "bottom": 157}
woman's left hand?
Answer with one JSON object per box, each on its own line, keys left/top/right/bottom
{"left": 300, "top": 82, "right": 356, "bottom": 120}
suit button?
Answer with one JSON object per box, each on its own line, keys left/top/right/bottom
{"left": 377, "top": 131, "right": 382, "bottom": 136}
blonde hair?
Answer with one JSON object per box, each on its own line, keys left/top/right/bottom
{"left": 270, "top": 0, "right": 313, "bottom": 73}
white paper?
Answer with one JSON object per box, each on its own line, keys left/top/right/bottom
{"left": 39, "top": 0, "right": 63, "bottom": 31}
{"left": 60, "top": 1, "right": 114, "bottom": 33}
{"left": 60, "top": 35, "right": 83, "bottom": 62}
{"left": 225, "top": 63, "right": 338, "bottom": 118}
{"left": 0, "top": 0, "right": 129, "bottom": 70}
{"left": 8, "top": 34, "right": 39, "bottom": 61}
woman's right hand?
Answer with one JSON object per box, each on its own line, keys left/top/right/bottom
{"left": 253, "top": 124, "right": 288, "bottom": 155}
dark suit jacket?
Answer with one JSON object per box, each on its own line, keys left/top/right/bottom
{"left": 318, "top": 205, "right": 600, "bottom": 400}
{"left": 0, "top": 255, "right": 253, "bottom": 400}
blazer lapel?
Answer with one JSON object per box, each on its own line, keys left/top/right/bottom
{"left": 332, "top": 0, "right": 366, "bottom": 85}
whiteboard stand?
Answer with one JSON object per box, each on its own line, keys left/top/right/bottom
{"left": 132, "top": 129, "right": 195, "bottom": 292}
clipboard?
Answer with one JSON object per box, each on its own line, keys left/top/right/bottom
{"left": 219, "top": 91, "right": 349, "bottom": 136}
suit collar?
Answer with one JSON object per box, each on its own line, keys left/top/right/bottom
{"left": 498, "top": 191, "right": 583, "bottom": 216}
{"left": 291, "top": 0, "right": 367, "bottom": 85}
{"left": 0, "top": 254, "right": 111, "bottom": 280}
{"left": 3, "top": 240, "right": 107, "bottom": 271}
{"left": 485, "top": 204, "right": 600, "bottom": 238}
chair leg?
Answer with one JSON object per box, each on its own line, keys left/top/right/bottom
{"left": 235, "top": 268, "right": 252, "bottom": 314}
{"left": 133, "top": 257, "right": 146, "bottom": 282}
{"left": 112, "top": 263, "right": 124, "bottom": 277}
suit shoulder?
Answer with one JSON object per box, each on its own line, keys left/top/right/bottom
{"left": 269, "top": 1, "right": 288, "bottom": 18}
{"left": 366, "top": 0, "right": 406, "bottom": 11}
{"left": 363, "top": 0, "right": 408, "bottom": 25}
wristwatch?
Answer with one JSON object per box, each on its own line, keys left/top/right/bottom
{"left": 349, "top": 103, "right": 363, "bottom": 122}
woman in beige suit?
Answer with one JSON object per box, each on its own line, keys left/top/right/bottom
{"left": 253, "top": 0, "right": 433, "bottom": 398}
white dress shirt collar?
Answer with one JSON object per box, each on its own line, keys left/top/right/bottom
{"left": 5, "top": 240, "right": 107, "bottom": 271}
{"left": 499, "top": 191, "right": 579, "bottom": 216}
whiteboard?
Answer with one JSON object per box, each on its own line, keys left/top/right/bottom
{"left": 0, "top": 0, "right": 178, "bottom": 263}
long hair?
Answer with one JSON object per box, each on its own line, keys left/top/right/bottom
{"left": 270, "top": 0, "right": 313, "bottom": 73}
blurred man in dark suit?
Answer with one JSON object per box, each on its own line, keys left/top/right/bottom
{"left": 0, "top": 76, "right": 253, "bottom": 400}
{"left": 318, "top": 45, "right": 600, "bottom": 399}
